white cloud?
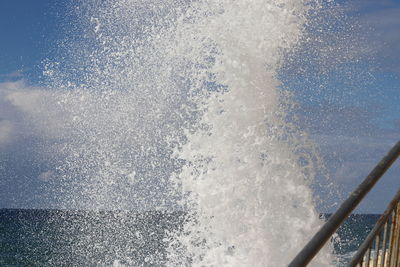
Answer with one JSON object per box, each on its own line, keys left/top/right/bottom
{"left": 0, "top": 80, "right": 51, "bottom": 114}
{"left": 6, "top": 90, "right": 46, "bottom": 114}
{"left": 0, "top": 80, "right": 29, "bottom": 91}
{"left": 0, "top": 70, "right": 24, "bottom": 79}
{"left": 0, "top": 79, "right": 81, "bottom": 140}
{"left": 0, "top": 80, "right": 63, "bottom": 149}
{"left": 0, "top": 120, "right": 14, "bottom": 145}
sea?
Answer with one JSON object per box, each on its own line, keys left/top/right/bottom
{"left": 0, "top": 209, "right": 379, "bottom": 266}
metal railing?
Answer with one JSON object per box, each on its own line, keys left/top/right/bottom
{"left": 288, "top": 141, "right": 400, "bottom": 267}
{"left": 349, "top": 189, "right": 400, "bottom": 267}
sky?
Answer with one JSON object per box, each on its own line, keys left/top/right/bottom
{"left": 0, "top": 0, "right": 399, "bottom": 213}
{"left": 0, "top": 1, "right": 69, "bottom": 82}
{"left": 279, "top": 0, "right": 400, "bottom": 212}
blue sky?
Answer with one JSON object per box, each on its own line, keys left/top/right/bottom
{"left": 0, "top": 1, "right": 70, "bottom": 82}
{"left": 280, "top": 0, "right": 400, "bottom": 213}
{"left": 0, "top": 0, "right": 399, "bottom": 213}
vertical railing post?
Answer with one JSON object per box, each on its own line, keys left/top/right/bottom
{"left": 380, "top": 222, "right": 388, "bottom": 267}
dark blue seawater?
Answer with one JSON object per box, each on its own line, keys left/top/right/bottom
{"left": 0, "top": 209, "right": 379, "bottom": 266}
{"left": 329, "top": 213, "right": 380, "bottom": 266}
{"left": 0, "top": 209, "right": 186, "bottom": 266}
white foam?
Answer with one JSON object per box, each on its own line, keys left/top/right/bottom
{"left": 35, "top": 0, "right": 335, "bottom": 265}
{"left": 167, "top": 0, "right": 334, "bottom": 266}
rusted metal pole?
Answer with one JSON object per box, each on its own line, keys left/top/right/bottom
{"left": 373, "top": 234, "right": 379, "bottom": 267}
{"left": 288, "top": 141, "right": 400, "bottom": 267}
{"left": 380, "top": 222, "right": 388, "bottom": 267}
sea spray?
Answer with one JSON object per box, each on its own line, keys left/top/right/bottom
{"left": 166, "top": 0, "right": 333, "bottom": 266}
{"left": 41, "top": 0, "right": 194, "bottom": 211}
{"left": 25, "top": 0, "right": 336, "bottom": 265}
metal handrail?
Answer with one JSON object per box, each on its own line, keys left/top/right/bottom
{"left": 288, "top": 141, "right": 400, "bottom": 267}
{"left": 348, "top": 189, "right": 400, "bottom": 266}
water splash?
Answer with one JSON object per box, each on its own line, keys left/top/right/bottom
{"left": 164, "top": 1, "right": 333, "bottom": 266}
{"left": 31, "top": 0, "right": 335, "bottom": 265}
